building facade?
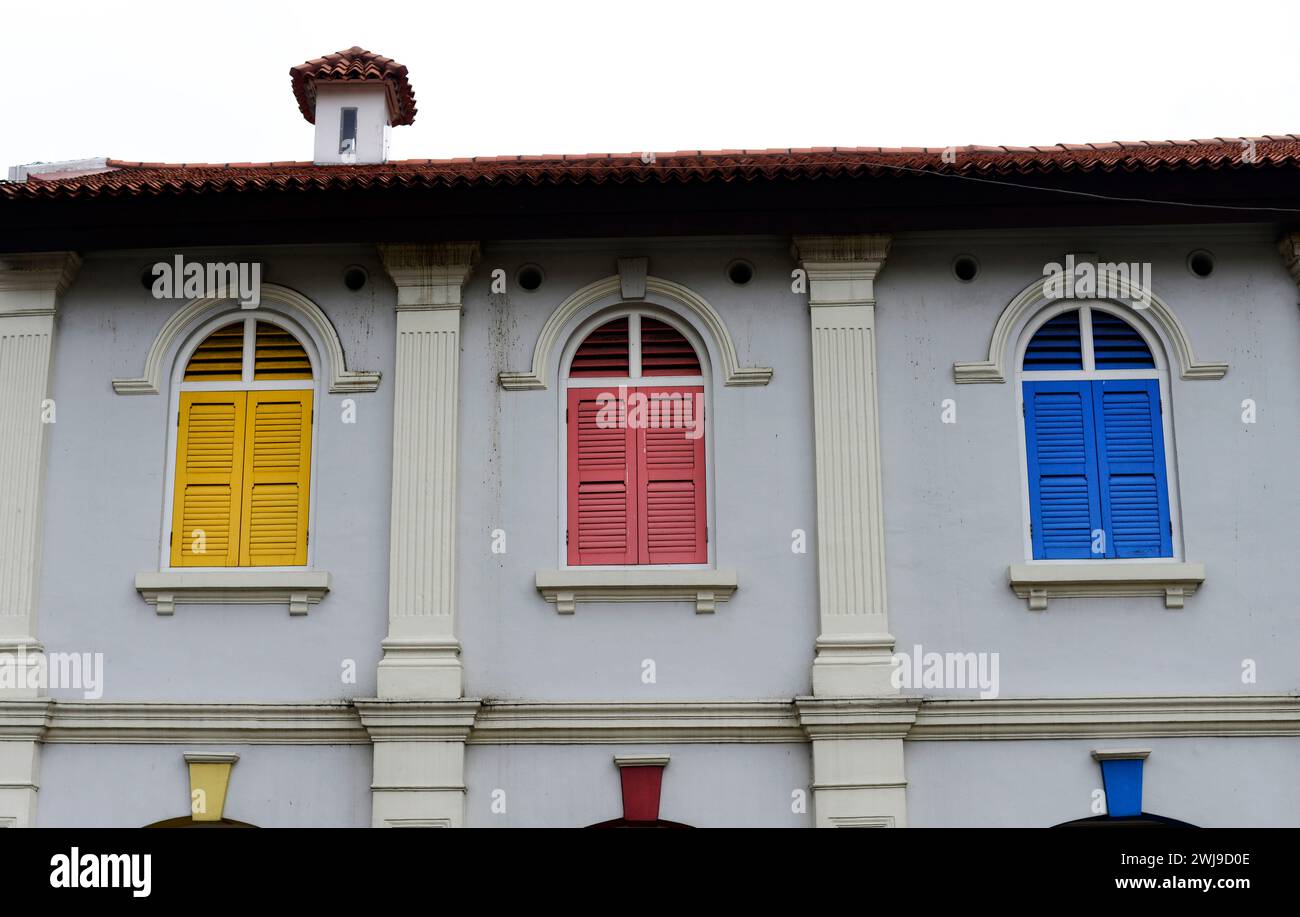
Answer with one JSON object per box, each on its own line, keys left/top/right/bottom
{"left": 0, "top": 48, "right": 1296, "bottom": 827}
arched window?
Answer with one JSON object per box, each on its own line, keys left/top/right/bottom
{"left": 1019, "top": 304, "right": 1174, "bottom": 560}
{"left": 169, "top": 316, "right": 314, "bottom": 567}
{"left": 563, "top": 311, "right": 708, "bottom": 566}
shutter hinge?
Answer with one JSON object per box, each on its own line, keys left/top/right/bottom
{"left": 1021, "top": 402, "right": 1026, "bottom": 417}
{"left": 177, "top": 409, "right": 181, "bottom": 426}
{"left": 1029, "top": 522, "right": 1034, "bottom": 535}
{"left": 1169, "top": 520, "right": 1173, "bottom": 535}
{"left": 565, "top": 529, "right": 569, "bottom": 546}
{"left": 169, "top": 530, "right": 173, "bottom": 545}
{"left": 566, "top": 408, "right": 569, "bottom": 423}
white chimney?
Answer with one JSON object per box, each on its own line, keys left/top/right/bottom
{"left": 290, "top": 47, "right": 417, "bottom": 166}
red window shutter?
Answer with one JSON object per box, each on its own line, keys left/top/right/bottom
{"left": 639, "top": 317, "right": 701, "bottom": 376}
{"left": 636, "top": 386, "right": 707, "bottom": 564}
{"left": 567, "top": 387, "right": 637, "bottom": 565}
{"left": 569, "top": 317, "right": 630, "bottom": 377}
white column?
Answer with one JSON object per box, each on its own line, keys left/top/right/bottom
{"left": 0, "top": 701, "right": 47, "bottom": 827}
{"left": 794, "top": 235, "right": 896, "bottom": 697}
{"left": 375, "top": 243, "right": 478, "bottom": 700}
{"left": 794, "top": 235, "right": 911, "bottom": 828}
{"left": 0, "top": 253, "right": 79, "bottom": 693}
{"left": 355, "top": 700, "right": 480, "bottom": 827}
{"left": 366, "top": 244, "right": 478, "bottom": 829}
{"left": 796, "top": 698, "right": 916, "bottom": 828}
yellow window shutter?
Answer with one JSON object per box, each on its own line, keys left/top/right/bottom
{"left": 239, "top": 391, "right": 312, "bottom": 566}
{"left": 171, "top": 392, "right": 247, "bottom": 566}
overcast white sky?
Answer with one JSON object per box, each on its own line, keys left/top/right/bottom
{"left": 4, "top": 0, "right": 1297, "bottom": 169}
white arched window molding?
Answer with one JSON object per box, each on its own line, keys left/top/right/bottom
{"left": 113, "top": 283, "right": 380, "bottom": 395}
{"left": 534, "top": 296, "right": 738, "bottom": 615}
{"left": 499, "top": 272, "right": 772, "bottom": 390}
{"left": 1005, "top": 297, "right": 1206, "bottom": 610}
{"left": 133, "top": 291, "right": 344, "bottom": 615}
{"left": 954, "top": 270, "right": 1228, "bottom": 384}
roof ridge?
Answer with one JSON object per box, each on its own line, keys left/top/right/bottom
{"left": 9, "top": 136, "right": 1295, "bottom": 201}
{"left": 95, "top": 134, "right": 1298, "bottom": 173}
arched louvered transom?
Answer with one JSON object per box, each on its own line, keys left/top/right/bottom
{"left": 570, "top": 317, "right": 631, "bottom": 377}
{"left": 640, "top": 317, "right": 702, "bottom": 376}
{"left": 1022, "top": 307, "right": 1153, "bottom": 373}
{"left": 1023, "top": 311, "right": 1083, "bottom": 370}
{"left": 569, "top": 313, "right": 702, "bottom": 380}
{"left": 1090, "top": 310, "right": 1155, "bottom": 369}
{"left": 183, "top": 322, "right": 245, "bottom": 381}
{"left": 183, "top": 318, "right": 313, "bottom": 384}
{"left": 253, "top": 322, "right": 312, "bottom": 380}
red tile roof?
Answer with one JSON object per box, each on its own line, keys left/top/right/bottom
{"left": 289, "top": 46, "right": 416, "bottom": 126}
{"left": 5, "top": 136, "right": 1300, "bottom": 200}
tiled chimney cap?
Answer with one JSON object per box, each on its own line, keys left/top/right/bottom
{"left": 290, "top": 46, "right": 417, "bottom": 126}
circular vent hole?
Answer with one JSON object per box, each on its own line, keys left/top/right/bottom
{"left": 1188, "top": 250, "right": 1215, "bottom": 278}
{"left": 516, "top": 264, "right": 544, "bottom": 291}
{"left": 344, "top": 266, "right": 368, "bottom": 291}
{"left": 727, "top": 259, "right": 755, "bottom": 285}
{"left": 953, "top": 255, "right": 979, "bottom": 282}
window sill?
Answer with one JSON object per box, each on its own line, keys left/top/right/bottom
{"left": 535, "top": 568, "right": 738, "bottom": 614}
{"left": 1008, "top": 562, "right": 1205, "bottom": 610}
{"left": 135, "top": 571, "right": 331, "bottom": 616}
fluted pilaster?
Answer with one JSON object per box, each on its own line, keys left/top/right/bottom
{"left": 376, "top": 243, "right": 478, "bottom": 700}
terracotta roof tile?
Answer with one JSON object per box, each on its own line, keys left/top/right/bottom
{"left": 289, "top": 46, "right": 416, "bottom": 126}
{"left": 6, "top": 136, "right": 1300, "bottom": 201}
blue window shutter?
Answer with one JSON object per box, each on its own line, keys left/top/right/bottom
{"left": 1091, "top": 310, "right": 1155, "bottom": 369}
{"left": 1023, "top": 310, "right": 1084, "bottom": 370}
{"left": 1092, "top": 379, "right": 1173, "bottom": 558}
{"left": 1023, "top": 381, "right": 1102, "bottom": 559}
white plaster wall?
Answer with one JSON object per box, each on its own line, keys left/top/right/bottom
{"left": 876, "top": 228, "right": 1300, "bottom": 697}
{"left": 37, "top": 247, "right": 395, "bottom": 701}
{"left": 36, "top": 743, "right": 372, "bottom": 827}
{"left": 456, "top": 239, "right": 820, "bottom": 701}
{"left": 906, "top": 736, "right": 1300, "bottom": 827}
{"left": 466, "top": 742, "right": 812, "bottom": 827}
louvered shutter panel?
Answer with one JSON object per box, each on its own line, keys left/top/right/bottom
{"left": 183, "top": 322, "right": 245, "bottom": 381}
{"left": 1092, "top": 379, "right": 1171, "bottom": 558}
{"left": 636, "top": 386, "right": 707, "bottom": 564}
{"left": 639, "top": 318, "right": 702, "bottom": 376}
{"left": 570, "top": 318, "right": 631, "bottom": 377}
{"left": 1023, "top": 381, "right": 1102, "bottom": 559}
{"left": 171, "top": 392, "right": 246, "bottom": 566}
{"left": 1091, "top": 311, "right": 1155, "bottom": 369}
{"left": 253, "top": 322, "right": 312, "bottom": 379}
{"left": 568, "top": 387, "right": 637, "bottom": 565}
{"left": 1023, "top": 310, "right": 1084, "bottom": 370}
{"left": 239, "top": 391, "right": 312, "bottom": 566}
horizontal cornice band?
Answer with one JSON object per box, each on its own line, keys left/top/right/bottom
{"left": 1, "top": 694, "right": 1295, "bottom": 745}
